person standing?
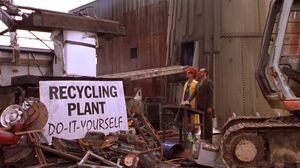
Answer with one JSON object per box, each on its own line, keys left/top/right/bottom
{"left": 181, "top": 67, "right": 200, "bottom": 127}
{"left": 182, "top": 67, "right": 198, "bottom": 108}
{"left": 187, "top": 68, "right": 214, "bottom": 143}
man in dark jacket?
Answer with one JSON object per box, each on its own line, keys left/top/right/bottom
{"left": 187, "top": 68, "right": 214, "bottom": 143}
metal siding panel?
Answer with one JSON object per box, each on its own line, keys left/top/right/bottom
{"left": 142, "top": 6, "right": 148, "bottom": 37}
{"left": 159, "top": 33, "right": 165, "bottom": 66}
{"left": 196, "top": 0, "right": 204, "bottom": 16}
{"left": 215, "top": 38, "right": 244, "bottom": 125}
{"left": 106, "top": 0, "right": 113, "bottom": 19}
{"left": 155, "top": 3, "right": 160, "bottom": 35}
{"left": 221, "top": 0, "right": 261, "bottom": 34}
{"left": 204, "top": 0, "right": 212, "bottom": 52}
{"left": 137, "top": 7, "right": 141, "bottom": 38}
{"left": 122, "top": 38, "right": 126, "bottom": 72}
{"left": 158, "top": 1, "right": 163, "bottom": 33}
{"left": 153, "top": 3, "right": 158, "bottom": 35}
{"left": 120, "top": 0, "right": 125, "bottom": 22}
{"left": 150, "top": 35, "right": 154, "bottom": 68}
{"left": 242, "top": 38, "right": 274, "bottom": 116}
{"left": 150, "top": 34, "right": 154, "bottom": 68}
{"left": 215, "top": 0, "right": 273, "bottom": 125}
{"left": 194, "top": 3, "right": 204, "bottom": 39}
{"left": 259, "top": 0, "right": 272, "bottom": 33}
{"left": 125, "top": 0, "right": 129, "bottom": 12}
{"left": 188, "top": 0, "right": 195, "bottom": 36}
{"left": 213, "top": 0, "right": 221, "bottom": 52}
{"left": 79, "top": 0, "right": 168, "bottom": 99}
{"left": 173, "top": 0, "right": 180, "bottom": 43}
{"left": 150, "top": 4, "right": 155, "bottom": 36}
{"left": 176, "top": 0, "right": 182, "bottom": 20}
{"left": 181, "top": 0, "right": 189, "bottom": 39}
{"left": 146, "top": 36, "right": 151, "bottom": 69}
{"left": 155, "top": 35, "right": 160, "bottom": 67}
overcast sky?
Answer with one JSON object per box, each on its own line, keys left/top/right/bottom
{"left": 0, "top": 0, "right": 94, "bottom": 49}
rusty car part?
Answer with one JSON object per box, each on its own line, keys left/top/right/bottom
{"left": 78, "top": 151, "right": 123, "bottom": 168}
{"left": 124, "top": 153, "right": 139, "bottom": 168}
{"left": 118, "top": 133, "right": 147, "bottom": 150}
{"left": 82, "top": 132, "right": 105, "bottom": 149}
{"left": 0, "top": 121, "right": 23, "bottom": 144}
{"left": 100, "top": 134, "right": 118, "bottom": 149}
{"left": 52, "top": 137, "right": 85, "bottom": 154}
{"left": 78, "top": 139, "right": 91, "bottom": 149}
{"left": 23, "top": 102, "right": 48, "bottom": 131}
{"left": 110, "top": 145, "right": 161, "bottom": 167}
{"left": 0, "top": 104, "right": 23, "bottom": 128}
{"left": 22, "top": 105, "right": 39, "bottom": 128}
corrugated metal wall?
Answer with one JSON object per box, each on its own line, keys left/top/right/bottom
{"left": 74, "top": 0, "right": 276, "bottom": 126}
{"left": 167, "top": 0, "right": 215, "bottom": 73}
{"left": 73, "top": 0, "right": 168, "bottom": 97}
{"left": 215, "top": 0, "right": 273, "bottom": 125}
{"left": 168, "top": 0, "right": 274, "bottom": 125}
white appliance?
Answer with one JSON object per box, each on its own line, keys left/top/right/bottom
{"left": 63, "top": 30, "right": 97, "bottom": 77}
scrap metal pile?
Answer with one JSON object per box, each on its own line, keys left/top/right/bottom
{"left": 0, "top": 81, "right": 204, "bottom": 168}
{"left": 0, "top": 96, "right": 171, "bottom": 168}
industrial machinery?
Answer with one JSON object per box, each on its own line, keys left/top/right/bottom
{"left": 221, "top": 0, "right": 300, "bottom": 167}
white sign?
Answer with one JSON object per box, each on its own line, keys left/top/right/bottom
{"left": 39, "top": 80, "right": 128, "bottom": 143}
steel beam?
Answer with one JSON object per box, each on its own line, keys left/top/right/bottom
{"left": 18, "top": 11, "right": 126, "bottom": 37}
{"left": 99, "top": 65, "right": 189, "bottom": 81}
{"left": 0, "top": 8, "right": 15, "bottom": 28}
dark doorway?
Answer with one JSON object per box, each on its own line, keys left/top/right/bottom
{"left": 181, "top": 42, "right": 195, "bottom": 66}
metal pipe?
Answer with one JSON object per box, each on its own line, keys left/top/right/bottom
{"left": 89, "top": 151, "right": 123, "bottom": 168}
{"left": 35, "top": 144, "right": 95, "bottom": 164}
{"left": 15, "top": 129, "right": 41, "bottom": 135}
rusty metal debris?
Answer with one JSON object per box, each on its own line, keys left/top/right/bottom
{"left": 78, "top": 151, "right": 123, "bottom": 168}
{"left": 0, "top": 104, "right": 23, "bottom": 128}
{"left": 23, "top": 102, "right": 48, "bottom": 131}
{"left": 0, "top": 95, "right": 200, "bottom": 168}
{"left": 0, "top": 98, "right": 174, "bottom": 167}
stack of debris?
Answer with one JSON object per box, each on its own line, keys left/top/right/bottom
{"left": 0, "top": 91, "right": 208, "bottom": 168}
{"left": 0, "top": 99, "right": 173, "bottom": 168}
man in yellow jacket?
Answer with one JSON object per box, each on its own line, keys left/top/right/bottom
{"left": 181, "top": 67, "right": 200, "bottom": 129}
